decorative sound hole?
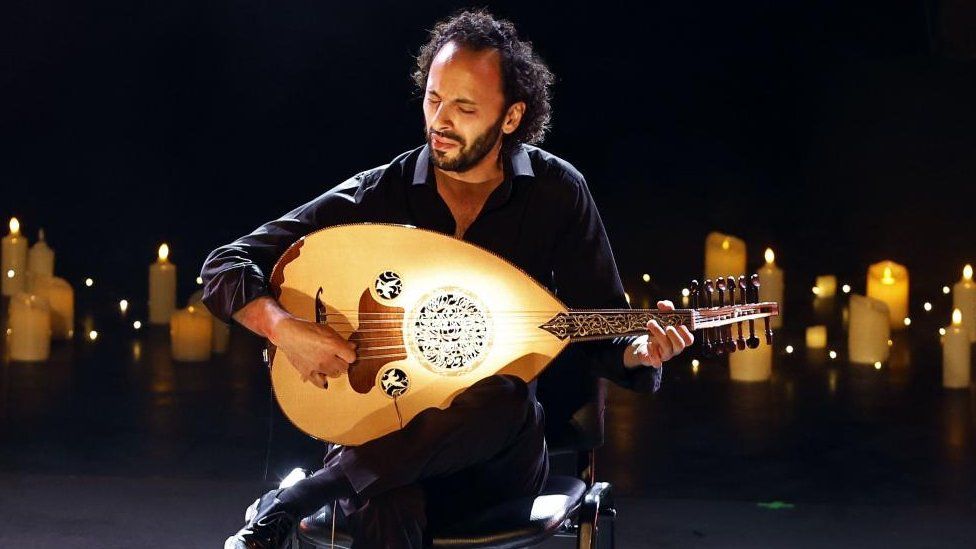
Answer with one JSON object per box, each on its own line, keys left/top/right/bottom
{"left": 374, "top": 271, "right": 402, "bottom": 300}
{"left": 380, "top": 368, "right": 409, "bottom": 398}
{"left": 411, "top": 290, "right": 489, "bottom": 374}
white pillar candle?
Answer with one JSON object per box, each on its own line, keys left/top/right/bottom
{"left": 27, "top": 229, "right": 55, "bottom": 279}
{"left": 170, "top": 305, "right": 213, "bottom": 361}
{"left": 758, "top": 248, "right": 783, "bottom": 328}
{"left": 149, "top": 243, "right": 177, "bottom": 325}
{"left": 2, "top": 217, "right": 29, "bottom": 296}
{"left": 7, "top": 292, "right": 52, "bottom": 361}
{"left": 806, "top": 325, "right": 827, "bottom": 349}
{"left": 848, "top": 295, "right": 890, "bottom": 364}
{"left": 866, "top": 261, "right": 909, "bottom": 330}
{"left": 952, "top": 264, "right": 976, "bottom": 342}
{"left": 729, "top": 341, "right": 772, "bottom": 382}
{"left": 187, "top": 291, "right": 229, "bottom": 355}
{"left": 943, "top": 309, "right": 971, "bottom": 389}
{"left": 814, "top": 275, "right": 837, "bottom": 297}
{"left": 704, "top": 232, "right": 746, "bottom": 282}
{"left": 32, "top": 276, "right": 74, "bottom": 340}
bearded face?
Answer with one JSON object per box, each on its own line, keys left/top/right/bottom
{"left": 425, "top": 111, "right": 505, "bottom": 173}
{"left": 422, "top": 41, "right": 521, "bottom": 175}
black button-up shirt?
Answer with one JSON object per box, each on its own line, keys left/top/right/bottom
{"left": 200, "top": 144, "right": 660, "bottom": 410}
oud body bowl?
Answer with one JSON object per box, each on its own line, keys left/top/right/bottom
{"left": 269, "top": 224, "right": 569, "bottom": 446}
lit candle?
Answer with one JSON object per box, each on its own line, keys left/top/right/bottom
{"left": 942, "top": 309, "right": 970, "bottom": 389}
{"left": 2, "top": 217, "right": 28, "bottom": 296}
{"left": 170, "top": 305, "right": 213, "bottom": 361}
{"left": 866, "top": 261, "right": 909, "bottom": 329}
{"left": 27, "top": 229, "right": 55, "bottom": 285}
{"left": 32, "top": 276, "right": 74, "bottom": 340}
{"left": 952, "top": 264, "right": 976, "bottom": 342}
{"left": 149, "top": 243, "right": 177, "bottom": 325}
{"left": 848, "top": 295, "right": 890, "bottom": 364}
{"left": 7, "top": 293, "right": 51, "bottom": 361}
{"left": 806, "top": 325, "right": 827, "bottom": 349}
{"left": 729, "top": 341, "right": 772, "bottom": 381}
{"left": 758, "top": 248, "right": 784, "bottom": 328}
{"left": 815, "top": 275, "right": 837, "bottom": 297}
{"left": 188, "top": 291, "right": 228, "bottom": 355}
{"left": 704, "top": 232, "right": 746, "bottom": 282}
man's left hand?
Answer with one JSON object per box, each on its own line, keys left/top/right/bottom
{"left": 626, "top": 300, "right": 695, "bottom": 368}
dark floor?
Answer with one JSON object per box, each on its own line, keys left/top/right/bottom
{"left": 1, "top": 294, "right": 974, "bottom": 547}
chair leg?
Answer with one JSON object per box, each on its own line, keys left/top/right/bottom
{"left": 577, "top": 508, "right": 597, "bottom": 549}
{"left": 600, "top": 507, "right": 616, "bottom": 549}
{"left": 577, "top": 483, "right": 609, "bottom": 548}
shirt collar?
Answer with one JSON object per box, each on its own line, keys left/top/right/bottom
{"left": 412, "top": 143, "right": 535, "bottom": 187}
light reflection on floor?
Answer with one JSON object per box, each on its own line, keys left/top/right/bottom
{"left": 0, "top": 297, "right": 973, "bottom": 513}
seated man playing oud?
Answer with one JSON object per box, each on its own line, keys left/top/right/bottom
{"left": 205, "top": 10, "right": 693, "bottom": 549}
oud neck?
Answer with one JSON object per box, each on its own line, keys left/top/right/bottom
{"left": 538, "top": 304, "right": 778, "bottom": 342}
{"left": 539, "top": 309, "right": 692, "bottom": 342}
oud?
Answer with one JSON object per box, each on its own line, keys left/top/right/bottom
{"left": 268, "top": 224, "right": 778, "bottom": 445}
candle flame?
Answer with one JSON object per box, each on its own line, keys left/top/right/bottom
{"left": 965, "top": 264, "right": 973, "bottom": 281}
{"left": 764, "top": 248, "right": 775, "bottom": 264}
{"left": 721, "top": 238, "right": 730, "bottom": 251}
{"left": 681, "top": 288, "right": 691, "bottom": 297}
{"left": 642, "top": 273, "right": 650, "bottom": 283}
{"left": 952, "top": 309, "right": 962, "bottom": 326}
{"left": 881, "top": 266, "right": 895, "bottom": 285}
{"left": 9, "top": 217, "right": 19, "bottom": 235}
{"left": 158, "top": 243, "right": 170, "bottom": 261}
{"left": 874, "top": 362, "right": 882, "bottom": 370}
{"left": 119, "top": 299, "right": 128, "bottom": 313}
{"left": 188, "top": 305, "right": 195, "bottom": 313}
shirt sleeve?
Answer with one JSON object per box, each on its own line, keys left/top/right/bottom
{"left": 199, "top": 173, "right": 371, "bottom": 324}
{"left": 550, "top": 173, "right": 662, "bottom": 394}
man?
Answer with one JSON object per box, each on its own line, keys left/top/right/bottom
{"left": 207, "top": 10, "right": 693, "bottom": 549}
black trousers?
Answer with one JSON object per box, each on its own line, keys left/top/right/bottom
{"left": 280, "top": 374, "right": 549, "bottom": 548}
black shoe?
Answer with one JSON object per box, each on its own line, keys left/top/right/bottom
{"left": 225, "top": 489, "right": 297, "bottom": 549}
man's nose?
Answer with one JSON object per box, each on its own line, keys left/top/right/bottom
{"left": 429, "top": 103, "right": 453, "bottom": 132}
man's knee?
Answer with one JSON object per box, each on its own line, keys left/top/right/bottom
{"left": 348, "top": 484, "right": 426, "bottom": 547}
{"left": 459, "top": 374, "right": 532, "bottom": 420}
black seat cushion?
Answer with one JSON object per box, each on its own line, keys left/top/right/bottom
{"left": 298, "top": 475, "right": 587, "bottom": 549}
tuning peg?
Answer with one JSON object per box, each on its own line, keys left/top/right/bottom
{"left": 702, "top": 279, "right": 714, "bottom": 356}
{"left": 724, "top": 276, "right": 738, "bottom": 353}
{"left": 746, "top": 273, "right": 761, "bottom": 349}
{"left": 690, "top": 280, "right": 706, "bottom": 357}
{"left": 714, "top": 278, "right": 727, "bottom": 354}
{"left": 752, "top": 274, "right": 773, "bottom": 345}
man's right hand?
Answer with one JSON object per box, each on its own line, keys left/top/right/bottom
{"left": 271, "top": 317, "right": 358, "bottom": 388}
{"left": 231, "top": 296, "right": 357, "bottom": 389}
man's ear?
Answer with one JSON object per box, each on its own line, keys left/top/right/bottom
{"left": 501, "top": 102, "right": 526, "bottom": 135}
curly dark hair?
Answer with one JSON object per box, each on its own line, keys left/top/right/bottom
{"left": 413, "top": 10, "right": 555, "bottom": 149}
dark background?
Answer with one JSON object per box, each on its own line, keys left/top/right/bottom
{"left": 2, "top": 0, "right": 974, "bottom": 311}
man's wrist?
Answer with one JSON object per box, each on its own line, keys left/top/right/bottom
{"left": 622, "top": 337, "right": 646, "bottom": 369}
